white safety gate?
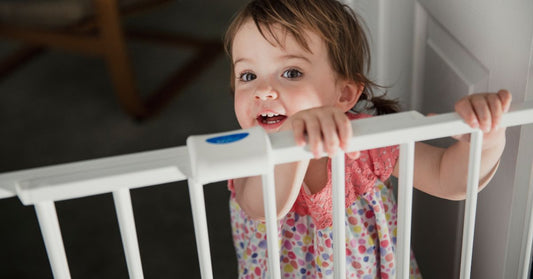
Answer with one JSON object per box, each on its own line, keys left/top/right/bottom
{"left": 1, "top": 101, "right": 532, "bottom": 279}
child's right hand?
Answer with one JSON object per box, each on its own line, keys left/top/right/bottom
{"left": 281, "top": 106, "right": 358, "bottom": 159}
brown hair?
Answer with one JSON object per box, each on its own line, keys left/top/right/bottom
{"left": 224, "top": 0, "right": 399, "bottom": 115}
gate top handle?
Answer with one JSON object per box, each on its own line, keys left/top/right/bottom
{"left": 187, "top": 126, "right": 272, "bottom": 185}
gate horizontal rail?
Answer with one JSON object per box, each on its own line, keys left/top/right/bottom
{"left": 1, "top": 101, "right": 531, "bottom": 203}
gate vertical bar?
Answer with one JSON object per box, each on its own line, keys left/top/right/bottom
{"left": 460, "top": 130, "right": 483, "bottom": 279}
{"left": 112, "top": 188, "right": 144, "bottom": 279}
{"left": 187, "top": 179, "right": 213, "bottom": 279}
{"left": 397, "top": 141, "right": 415, "bottom": 279}
{"left": 261, "top": 167, "right": 281, "bottom": 279}
{"left": 331, "top": 152, "right": 346, "bottom": 278}
{"left": 34, "top": 201, "right": 71, "bottom": 279}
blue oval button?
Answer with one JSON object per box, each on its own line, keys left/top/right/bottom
{"left": 206, "top": 132, "right": 249, "bottom": 144}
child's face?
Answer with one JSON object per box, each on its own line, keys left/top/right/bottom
{"left": 232, "top": 20, "right": 349, "bottom": 132}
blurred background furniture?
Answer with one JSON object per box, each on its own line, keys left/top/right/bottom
{"left": 0, "top": 0, "right": 223, "bottom": 120}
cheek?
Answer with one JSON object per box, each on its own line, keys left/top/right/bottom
{"left": 314, "top": 84, "right": 341, "bottom": 107}
{"left": 234, "top": 92, "right": 250, "bottom": 128}
{"left": 285, "top": 87, "right": 330, "bottom": 109}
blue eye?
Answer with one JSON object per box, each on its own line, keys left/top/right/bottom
{"left": 282, "top": 69, "right": 303, "bottom": 79}
{"left": 239, "top": 72, "right": 256, "bottom": 82}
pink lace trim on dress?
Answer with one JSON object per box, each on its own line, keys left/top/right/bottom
{"left": 291, "top": 113, "right": 399, "bottom": 229}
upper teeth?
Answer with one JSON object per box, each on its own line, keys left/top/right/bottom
{"left": 261, "top": 113, "right": 279, "bottom": 117}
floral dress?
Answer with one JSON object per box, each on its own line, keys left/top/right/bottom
{"left": 228, "top": 113, "right": 422, "bottom": 278}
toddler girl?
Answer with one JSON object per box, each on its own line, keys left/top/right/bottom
{"left": 224, "top": 0, "right": 511, "bottom": 278}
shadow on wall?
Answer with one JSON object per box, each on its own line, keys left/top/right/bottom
{"left": 0, "top": 0, "right": 249, "bottom": 278}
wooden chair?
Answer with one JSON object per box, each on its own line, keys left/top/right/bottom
{"left": 0, "top": 0, "right": 223, "bottom": 120}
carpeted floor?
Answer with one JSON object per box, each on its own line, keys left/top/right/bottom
{"left": 0, "top": 1, "right": 246, "bottom": 278}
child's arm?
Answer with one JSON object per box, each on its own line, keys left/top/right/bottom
{"left": 233, "top": 107, "right": 354, "bottom": 219}
{"left": 233, "top": 161, "right": 308, "bottom": 220}
{"left": 393, "top": 90, "right": 512, "bottom": 200}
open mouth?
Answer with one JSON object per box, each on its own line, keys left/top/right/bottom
{"left": 256, "top": 113, "right": 287, "bottom": 128}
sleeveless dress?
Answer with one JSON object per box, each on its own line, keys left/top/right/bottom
{"left": 228, "top": 113, "right": 422, "bottom": 278}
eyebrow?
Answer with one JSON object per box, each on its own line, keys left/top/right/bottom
{"left": 233, "top": 57, "right": 250, "bottom": 66}
{"left": 233, "top": 54, "right": 311, "bottom": 66}
{"left": 280, "top": 54, "right": 311, "bottom": 64}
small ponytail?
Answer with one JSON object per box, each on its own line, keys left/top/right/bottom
{"left": 352, "top": 82, "right": 400, "bottom": 116}
{"left": 370, "top": 95, "right": 400, "bottom": 115}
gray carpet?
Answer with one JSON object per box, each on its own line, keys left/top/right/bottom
{"left": 0, "top": 1, "right": 247, "bottom": 278}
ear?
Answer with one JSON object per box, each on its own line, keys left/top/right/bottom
{"left": 337, "top": 80, "right": 364, "bottom": 112}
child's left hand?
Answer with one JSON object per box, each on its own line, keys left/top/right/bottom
{"left": 453, "top": 89, "right": 512, "bottom": 145}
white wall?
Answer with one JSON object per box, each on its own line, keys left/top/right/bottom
{"left": 349, "top": 0, "right": 415, "bottom": 110}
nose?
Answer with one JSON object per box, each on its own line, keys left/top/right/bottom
{"left": 254, "top": 87, "right": 278, "bottom": 100}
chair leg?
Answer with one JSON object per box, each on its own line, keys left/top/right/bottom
{"left": 93, "top": 0, "right": 223, "bottom": 120}
{"left": 94, "top": 0, "right": 149, "bottom": 119}
{"left": 145, "top": 41, "right": 222, "bottom": 114}
{"left": 122, "top": 29, "right": 223, "bottom": 115}
{"left": 0, "top": 45, "right": 45, "bottom": 82}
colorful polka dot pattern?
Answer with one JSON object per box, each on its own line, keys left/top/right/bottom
{"left": 229, "top": 180, "right": 421, "bottom": 278}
